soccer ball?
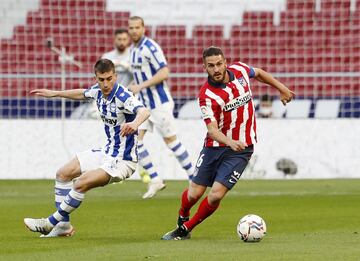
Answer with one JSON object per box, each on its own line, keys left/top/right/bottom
{"left": 237, "top": 214, "right": 267, "bottom": 242}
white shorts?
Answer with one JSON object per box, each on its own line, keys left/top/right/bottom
{"left": 139, "top": 102, "right": 177, "bottom": 137}
{"left": 76, "top": 149, "right": 137, "bottom": 183}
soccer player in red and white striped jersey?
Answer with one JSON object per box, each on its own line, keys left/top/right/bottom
{"left": 162, "top": 46, "right": 294, "bottom": 240}
{"left": 199, "top": 60, "right": 258, "bottom": 148}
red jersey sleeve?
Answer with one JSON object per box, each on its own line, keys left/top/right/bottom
{"left": 198, "top": 89, "right": 221, "bottom": 125}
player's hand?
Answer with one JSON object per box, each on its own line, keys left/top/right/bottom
{"left": 128, "top": 84, "right": 143, "bottom": 95}
{"left": 228, "top": 140, "right": 247, "bottom": 152}
{"left": 30, "top": 89, "right": 57, "bottom": 98}
{"left": 280, "top": 88, "right": 295, "bottom": 105}
{"left": 120, "top": 122, "right": 138, "bottom": 137}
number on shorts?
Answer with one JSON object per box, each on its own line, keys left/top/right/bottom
{"left": 196, "top": 154, "right": 205, "bottom": 167}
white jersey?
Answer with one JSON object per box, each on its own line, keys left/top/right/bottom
{"left": 130, "top": 36, "right": 173, "bottom": 109}
{"left": 83, "top": 83, "right": 144, "bottom": 161}
{"left": 102, "top": 48, "right": 133, "bottom": 87}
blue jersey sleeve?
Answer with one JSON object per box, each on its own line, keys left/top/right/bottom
{"left": 144, "top": 40, "right": 167, "bottom": 71}
{"left": 249, "top": 67, "right": 255, "bottom": 78}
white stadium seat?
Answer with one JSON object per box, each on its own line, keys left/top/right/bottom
{"left": 178, "top": 100, "right": 202, "bottom": 119}
{"left": 285, "top": 99, "right": 312, "bottom": 118}
{"left": 314, "top": 99, "right": 340, "bottom": 119}
{"left": 271, "top": 100, "right": 287, "bottom": 118}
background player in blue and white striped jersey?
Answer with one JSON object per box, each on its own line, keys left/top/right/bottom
{"left": 127, "top": 16, "right": 194, "bottom": 199}
{"left": 23, "top": 59, "right": 150, "bottom": 237}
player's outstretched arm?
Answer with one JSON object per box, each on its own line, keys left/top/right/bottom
{"left": 30, "top": 89, "right": 87, "bottom": 100}
{"left": 207, "top": 121, "right": 247, "bottom": 151}
{"left": 253, "top": 68, "right": 295, "bottom": 105}
{"left": 120, "top": 107, "right": 150, "bottom": 137}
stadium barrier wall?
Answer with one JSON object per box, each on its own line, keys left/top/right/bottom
{"left": 1, "top": 119, "right": 359, "bottom": 179}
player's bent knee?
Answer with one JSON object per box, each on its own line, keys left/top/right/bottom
{"left": 207, "top": 191, "right": 225, "bottom": 205}
{"left": 163, "top": 135, "right": 177, "bottom": 144}
{"left": 73, "top": 179, "right": 87, "bottom": 193}
{"left": 188, "top": 194, "right": 201, "bottom": 203}
{"left": 56, "top": 169, "right": 71, "bottom": 181}
{"left": 73, "top": 175, "right": 93, "bottom": 193}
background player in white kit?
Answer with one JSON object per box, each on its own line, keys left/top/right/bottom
{"left": 128, "top": 16, "right": 195, "bottom": 199}
{"left": 23, "top": 59, "right": 150, "bottom": 237}
{"left": 72, "top": 29, "right": 134, "bottom": 119}
{"left": 102, "top": 28, "right": 133, "bottom": 87}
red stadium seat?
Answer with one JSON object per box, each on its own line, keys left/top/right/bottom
{"left": 0, "top": 0, "right": 358, "bottom": 101}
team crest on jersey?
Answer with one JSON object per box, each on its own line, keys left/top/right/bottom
{"left": 109, "top": 103, "right": 117, "bottom": 113}
{"left": 237, "top": 77, "right": 246, "bottom": 87}
{"left": 224, "top": 92, "right": 251, "bottom": 111}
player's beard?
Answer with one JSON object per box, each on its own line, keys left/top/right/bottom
{"left": 116, "top": 45, "right": 126, "bottom": 53}
{"left": 211, "top": 70, "right": 226, "bottom": 83}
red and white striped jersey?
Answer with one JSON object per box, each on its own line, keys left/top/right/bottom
{"left": 198, "top": 62, "right": 257, "bottom": 147}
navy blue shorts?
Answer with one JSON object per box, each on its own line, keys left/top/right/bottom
{"left": 192, "top": 145, "right": 253, "bottom": 190}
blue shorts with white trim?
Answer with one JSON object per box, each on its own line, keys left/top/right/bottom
{"left": 192, "top": 145, "right": 253, "bottom": 190}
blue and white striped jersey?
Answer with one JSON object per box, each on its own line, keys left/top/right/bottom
{"left": 130, "top": 36, "right": 173, "bottom": 109}
{"left": 84, "top": 83, "right": 144, "bottom": 162}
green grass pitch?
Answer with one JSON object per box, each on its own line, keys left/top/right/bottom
{"left": 0, "top": 179, "right": 359, "bottom": 261}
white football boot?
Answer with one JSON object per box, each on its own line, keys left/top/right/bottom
{"left": 24, "top": 218, "right": 54, "bottom": 235}
{"left": 142, "top": 181, "right": 166, "bottom": 199}
{"left": 40, "top": 222, "right": 75, "bottom": 238}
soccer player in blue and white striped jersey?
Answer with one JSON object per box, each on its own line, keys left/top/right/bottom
{"left": 24, "top": 59, "right": 150, "bottom": 237}
{"left": 128, "top": 16, "right": 195, "bottom": 199}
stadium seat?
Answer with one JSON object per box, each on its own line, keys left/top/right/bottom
{"left": 271, "top": 100, "right": 287, "bottom": 118}
{"left": 0, "top": 0, "right": 359, "bottom": 118}
{"left": 285, "top": 100, "right": 312, "bottom": 118}
{"left": 314, "top": 99, "right": 341, "bottom": 119}
{"left": 178, "top": 100, "right": 201, "bottom": 119}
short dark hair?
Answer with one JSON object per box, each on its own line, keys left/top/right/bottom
{"left": 114, "top": 28, "right": 128, "bottom": 36}
{"left": 129, "top": 16, "right": 145, "bottom": 26}
{"left": 260, "top": 94, "right": 273, "bottom": 102}
{"left": 94, "top": 59, "right": 115, "bottom": 74}
{"left": 202, "top": 46, "right": 224, "bottom": 62}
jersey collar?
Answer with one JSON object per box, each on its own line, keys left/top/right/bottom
{"left": 207, "top": 69, "right": 235, "bottom": 88}
{"left": 136, "top": 36, "right": 147, "bottom": 48}
{"left": 105, "top": 83, "right": 119, "bottom": 101}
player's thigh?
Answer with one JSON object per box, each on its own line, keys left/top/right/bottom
{"left": 137, "top": 129, "right": 147, "bottom": 140}
{"left": 215, "top": 146, "right": 254, "bottom": 189}
{"left": 192, "top": 147, "right": 223, "bottom": 188}
{"left": 76, "top": 149, "right": 104, "bottom": 173}
{"left": 152, "top": 104, "right": 177, "bottom": 137}
{"left": 57, "top": 157, "right": 82, "bottom": 181}
{"left": 100, "top": 156, "right": 137, "bottom": 184}
{"left": 74, "top": 168, "right": 111, "bottom": 192}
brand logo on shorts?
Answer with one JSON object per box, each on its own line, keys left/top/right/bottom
{"left": 193, "top": 167, "right": 199, "bottom": 177}
{"left": 110, "top": 159, "right": 119, "bottom": 170}
{"left": 229, "top": 170, "right": 241, "bottom": 184}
